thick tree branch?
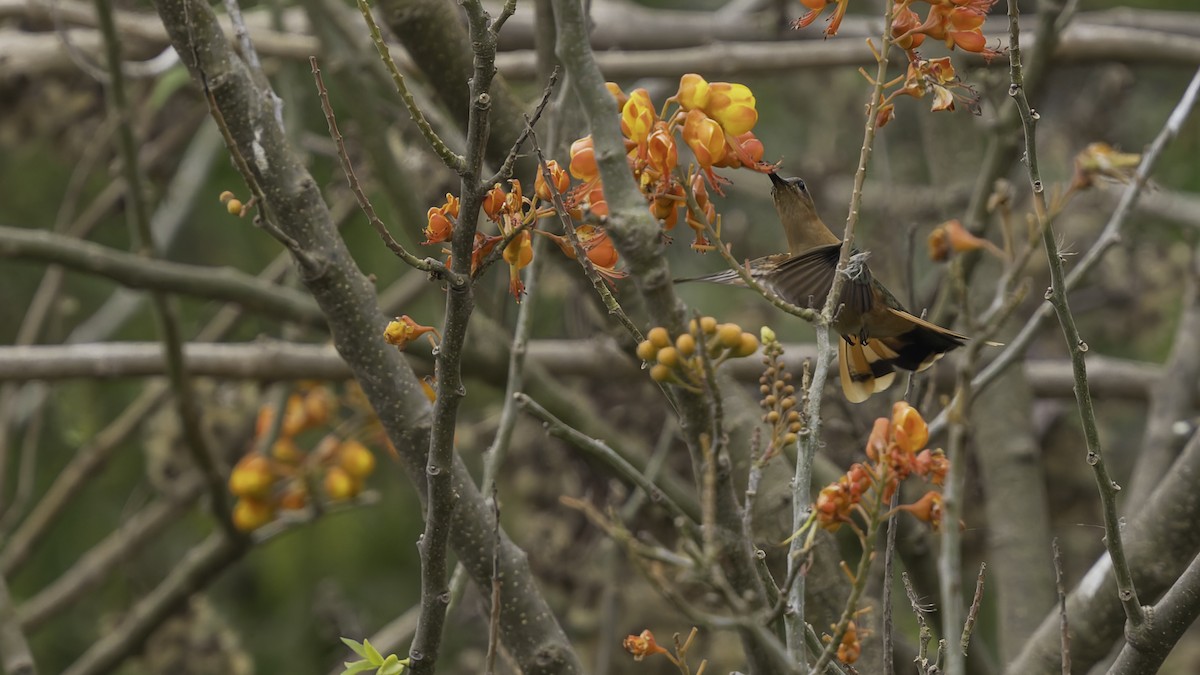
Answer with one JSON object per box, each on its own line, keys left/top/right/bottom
{"left": 150, "top": 0, "right": 582, "bottom": 672}
{"left": 0, "top": 225, "right": 326, "bottom": 327}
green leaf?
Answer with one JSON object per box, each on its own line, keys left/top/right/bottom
{"left": 341, "top": 637, "right": 369, "bottom": 659}
{"left": 363, "top": 639, "right": 384, "bottom": 665}
{"left": 339, "top": 659, "right": 375, "bottom": 675}
{"left": 378, "top": 655, "right": 405, "bottom": 675}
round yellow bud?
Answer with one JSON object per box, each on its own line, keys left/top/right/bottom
{"left": 218, "top": 190, "right": 235, "bottom": 204}
{"left": 717, "top": 323, "right": 742, "bottom": 349}
{"left": 734, "top": 333, "right": 760, "bottom": 357}
{"left": 232, "top": 498, "right": 274, "bottom": 532}
{"left": 636, "top": 339, "right": 658, "bottom": 361}
{"left": 323, "top": 467, "right": 361, "bottom": 501}
{"left": 649, "top": 364, "right": 672, "bottom": 382}
{"left": 339, "top": 440, "right": 376, "bottom": 480}
{"left": 656, "top": 346, "right": 680, "bottom": 368}
{"left": 229, "top": 454, "right": 274, "bottom": 499}
{"left": 760, "top": 325, "right": 776, "bottom": 343}
{"left": 226, "top": 199, "right": 244, "bottom": 216}
{"left": 675, "top": 333, "right": 696, "bottom": 357}
{"left": 699, "top": 316, "right": 718, "bottom": 334}
{"left": 271, "top": 437, "right": 303, "bottom": 464}
{"left": 647, "top": 326, "right": 671, "bottom": 349}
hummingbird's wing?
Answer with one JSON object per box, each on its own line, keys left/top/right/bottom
{"left": 765, "top": 243, "right": 875, "bottom": 317}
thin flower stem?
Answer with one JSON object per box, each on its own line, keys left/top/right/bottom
{"left": 809, "top": 480, "right": 886, "bottom": 675}
{"left": 960, "top": 563, "right": 986, "bottom": 656}
{"left": 514, "top": 393, "right": 702, "bottom": 529}
{"left": 310, "top": 57, "right": 462, "bottom": 285}
{"left": 790, "top": 1, "right": 897, "bottom": 667}
{"left": 527, "top": 123, "right": 644, "bottom": 343}
{"left": 1006, "top": 0, "right": 1145, "bottom": 629}
{"left": 355, "top": 0, "right": 466, "bottom": 174}
{"left": 484, "top": 67, "right": 560, "bottom": 187}
{"left": 1053, "top": 539, "right": 1071, "bottom": 675}
{"left": 93, "top": 0, "right": 238, "bottom": 537}
{"left": 956, "top": 63, "right": 1200, "bottom": 419}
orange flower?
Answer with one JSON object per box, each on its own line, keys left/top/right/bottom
{"left": 581, "top": 183, "right": 608, "bottom": 217}
{"left": 482, "top": 183, "right": 507, "bottom": 221}
{"left": 685, "top": 171, "right": 716, "bottom": 251}
{"left": 837, "top": 621, "right": 863, "bottom": 664}
{"left": 569, "top": 136, "right": 599, "bottom": 183}
{"left": 650, "top": 184, "right": 684, "bottom": 231}
{"left": 383, "top": 315, "right": 441, "bottom": 350}
{"left": 682, "top": 109, "right": 726, "bottom": 169}
{"left": 894, "top": 490, "right": 945, "bottom": 530}
{"left": 713, "top": 131, "right": 766, "bottom": 170}
{"left": 646, "top": 122, "right": 678, "bottom": 177}
{"left": 891, "top": 3, "right": 926, "bottom": 51}
{"left": 621, "top": 88, "right": 657, "bottom": 147}
{"left": 504, "top": 230, "right": 534, "bottom": 300}
{"left": 705, "top": 82, "right": 758, "bottom": 136}
{"left": 622, "top": 630, "right": 669, "bottom": 661}
{"left": 815, "top": 481, "right": 855, "bottom": 531}
{"left": 676, "top": 73, "right": 711, "bottom": 111}
{"left": 900, "top": 1, "right": 1001, "bottom": 60}
{"left": 915, "top": 448, "right": 950, "bottom": 485}
{"left": 534, "top": 160, "right": 570, "bottom": 202}
{"left": 793, "top": 0, "right": 850, "bottom": 37}
{"left": 865, "top": 417, "right": 891, "bottom": 462}
{"left": 606, "top": 81, "right": 628, "bottom": 111}
{"left": 470, "top": 232, "right": 503, "bottom": 275}
{"left": 577, "top": 224, "right": 621, "bottom": 269}
{"left": 892, "top": 401, "right": 929, "bottom": 454}
{"left": 928, "top": 225, "right": 949, "bottom": 261}
{"left": 424, "top": 206, "right": 456, "bottom": 246}
{"left": 929, "top": 219, "right": 1005, "bottom": 260}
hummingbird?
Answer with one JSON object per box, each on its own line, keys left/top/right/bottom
{"left": 679, "top": 172, "right": 966, "bottom": 402}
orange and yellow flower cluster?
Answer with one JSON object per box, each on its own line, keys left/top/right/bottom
{"left": 794, "top": 1, "right": 999, "bottom": 128}
{"left": 796, "top": 0, "right": 1000, "bottom": 58}
{"left": 422, "top": 73, "right": 771, "bottom": 301}
{"left": 228, "top": 385, "right": 378, "bottom": 532}
{"left": 890, "top": 0, "right": 1002, "bottom": 59}
{"left": 422, "top": 169, "right": 625, "bottom": 301}
{"left": 874, "top": 55, "right": 981, "bottom": 128}
{"left": 814, "top": 402, "right": 950, "bottom": 533}
{"left": 569, "top": 74, "right": 772, "bottom": 251}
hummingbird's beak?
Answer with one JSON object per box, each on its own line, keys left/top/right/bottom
{"left": 768, "top": 172, "right": 787, "bottom": 188}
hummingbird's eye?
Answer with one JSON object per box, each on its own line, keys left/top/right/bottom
{"left": 793, "top": 179, "right": 807, "bottom": 192}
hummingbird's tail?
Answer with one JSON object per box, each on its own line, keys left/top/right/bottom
{"left": 673, "top": 269, "right": 748, "bottom": 287}
{"left": 838, "top": 310, "right": 967, "bottom": 402}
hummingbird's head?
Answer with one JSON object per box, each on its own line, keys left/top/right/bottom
{"left": 768, "top": 172, "right": 817, "bottom": 214}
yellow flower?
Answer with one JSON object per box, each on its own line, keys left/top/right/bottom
{"left": 705, "top": 82, "right": 758, "bottom": 135}
{"left": 568, "top": 136, "right": 599, "bottom": 183}
{"left": 682, "top": 109, "right": 726, "bottom": 169}
{"left": 676, "top": 73, "right": 711, "bottom": 111}
{"left": 504, "top": 230, "right": 534, "bottom": 301}
{"left": 620, "top": 88, "right": 657, "bottom": 146}
{"left": 622, "top": 630, "right": 669, "bottom": 661}
{"left": 891, "top": 401, "right": 929, "bottom": 454}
